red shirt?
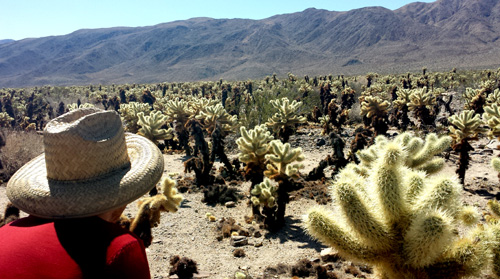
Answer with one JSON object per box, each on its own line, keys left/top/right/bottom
{"left": 0, "top": 215, "right": 151, "bottom": 279}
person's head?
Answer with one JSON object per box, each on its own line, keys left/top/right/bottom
{"left": 6, "top": 108, "right": 164, "bottom": 219}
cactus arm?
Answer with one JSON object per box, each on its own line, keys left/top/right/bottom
{"left": 304, "top": 208, "right": 380, "bottom": 263}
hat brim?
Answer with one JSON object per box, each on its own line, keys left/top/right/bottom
{"left": 7, "top": 133, "right": 164, "bottom": 219}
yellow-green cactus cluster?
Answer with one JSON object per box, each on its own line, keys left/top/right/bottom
{"left": 190, "top": 98, "right": 220, "bottom": 116}
{"left": 0, "top": 112, "right": 13, "bottom": 127}
{"left": 250, "top": 178, "right": 277, "bottom": 208}
{"left": 448, "top": 110, "right": 485, "bottom": 144}
{"left": 408, "top": 87, "right": 436, "bottom": 111}
{"left": 164, "top": 98, "right": 194, "bottom": 123}
{"left": 264, "top": 140, "right": 304, "bottom": 179}
{"left": 304, "top": 140, "right": 491, "bottom": 279}
{"left": 483, "top": 103, "right": 500, "bottom": 139}
{"left": 236, "top": 124, "right": 274, "bottom": 165}
{"left": 393, "top": 88, "right": 412, "bottom": 109}
{"left": 119, "top": 102, "right": 152, "bottom": 133}
{"left": 265, "top": 97, "right": 307, "bottom": 133}
{"left": 137, "top": 110, "right": 174, "bottom": 144}
{"left": 196, "top": 103, "right": 237, "bottom": 134}
{"left": 356, "top": 132, "right": 451, "bottom": 175}
{"left": 360, "top": 96, "right": 390, "bottom": 118}
{"left": 67, "top": 102, "right": 95, "bottom": 111}
{"left": 487, "top": 89, "right": 500, "bottom": 105}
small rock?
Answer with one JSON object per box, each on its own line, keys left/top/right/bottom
{"left": 253, "top": 230, "right": 262, "bottom": 238}
{"left": 230, "top": 235, "right": 248, "bottom": 247}
{"left": 316, "top": 138, "right": 326, "bottom": 146}
{"left": 253, "top": 241, "right": 263, "bottom": 247}
{"left": 233, "top": 248, "right": 246, "bottom": 257}
{"left": 225, "top": 201, "right": 236, "bottom": 208}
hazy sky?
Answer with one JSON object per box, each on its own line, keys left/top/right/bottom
{"left": 1, "top": 0, "right": 436, "bottom": 40}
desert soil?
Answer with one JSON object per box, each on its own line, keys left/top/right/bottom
{"left": 1, "top": 124, "right": 500, "bottom": 279}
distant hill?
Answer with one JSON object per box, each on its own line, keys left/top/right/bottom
{"left": 0, "top": 39, "right": 14, "bottom": 45}
{"left": 1, "top": 0, "right": 500, "bottom": 88}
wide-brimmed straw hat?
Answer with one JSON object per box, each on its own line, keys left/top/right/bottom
{"left": 6, "top": 108, "right": 164, "bottom": 219}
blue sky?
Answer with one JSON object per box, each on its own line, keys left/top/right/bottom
{"left": 1, "top": 0, "right": 436, "bottom": 40}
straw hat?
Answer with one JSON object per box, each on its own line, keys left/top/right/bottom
{"left": 6, "top": 108, "right": 164, "bottom": 219}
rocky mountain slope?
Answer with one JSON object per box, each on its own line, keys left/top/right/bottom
{"left": 1, "top": 0, "right": 499, "bottom": 87}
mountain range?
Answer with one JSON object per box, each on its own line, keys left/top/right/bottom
{"left": 1, "top": 0, "right": 500, "bottom": 88}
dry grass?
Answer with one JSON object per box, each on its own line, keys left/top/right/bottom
{"left": 0, "top": 129, "right": 43, "bottom": 182}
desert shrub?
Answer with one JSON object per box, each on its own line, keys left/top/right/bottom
{"left": 0, "top": 129, "right": 43, "bottom": 182}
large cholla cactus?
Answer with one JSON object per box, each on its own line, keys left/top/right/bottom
{"left": 408, "top": 87, "right": 436, "bottom": 127}
{"left": 448, "top": 110, "right": 485, "bottom": 186}
{"left": 360, "top": 96, "right": 390, "bottom": 136}
{"left": 236, "top": 125, "right": 274, "bottom": 216}
{"left": 356, "top": 132, "right": 451, "bottom": 175}
{"left": 305, "top": 140, "right": 491, "bottom": 279}
{"left": 266, "top": 97, "right": 307, "bottom": 143}
{"left": 164, "top": 98, "right": 194, "bottom": 156}
{"left": 137, "top": 110, "right": 174, "bottom": 145}
{"left": 257, "top": 140, "right": 304, "bottom": 230}
{"left": 119, "top": 102, "right": 151, "bottom": 133}
{"left": 196, "top": 103, "right": 237, "bottom": 135}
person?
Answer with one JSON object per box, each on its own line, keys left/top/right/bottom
{"left": 0, "top": 108, "right": 164, "bottom": 279}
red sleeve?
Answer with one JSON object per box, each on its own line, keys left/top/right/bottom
{"left": 106, "top": 235, "right": 151, "bottom": 279}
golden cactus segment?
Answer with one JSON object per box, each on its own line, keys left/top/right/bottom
{"left": 264, "top": 140, "right": 304, "bottom": 179}
{"left": 304, "top": 135, "right": 489, "bottom": 279}
{"left": 265, "top": 97, "right": 307, "bottom": 132}
{"left": 356, "top": 132, "right": 451, "bottom": 175}
{"left": 360, "top": 96, "right": 390, "bottom": 118}
{"left": 119, "top": 101, "right": 152, "bottom": 133}
{"left": 196, "top": 103, "right": 237, "bottom": 134}
{"left": 236, "top": 125, "right": 274, "bottom": 165}
{"left": 137, "top": 110, "right": 173, "bottom": 144}
{"left": 484, "top": 103, "right": 500, "bottom": 139}
{"left": 408, "top": 87, "right": 436, "bottom": 111}
{"left": 164, "top": 98, "right": 194, "bottom": 123}
{"left": 250, "top": 178, "right": 277, "bottom": 208}
{"left": 448, "top": 110, "right": 485, "bottom": 143}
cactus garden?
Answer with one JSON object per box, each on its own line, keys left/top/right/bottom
{"left": 3, "top": 69, "right": 500, "bottom": 278}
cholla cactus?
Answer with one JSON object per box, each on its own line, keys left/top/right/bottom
{"left": 305, "top": 140, "right": 491, "bottom": 279}
{"left": 119, "top": 102, "right": 151, "bottom": 133}
{"left": 137, "top": 111, "right": 174, "bottom": 144}
{"left": 251, "top": 178, "right": 277, "bottom": 208}
{"left": 164, "top": 98, "right": 194, "bottom": 155}
{"left": 487, "top": 89, "right": 500, "bottom": 105}
{"left": 266, "top": 97, "right": 307, "bottom": 142}
{"left": 264, "top": 140, "right": 304, "bottom": 180}
{"left": 67, "top": 102, "right": 95, "bottom": 111}
{"left": 130, "top": 176, "right": 183, "bottom": 247}
{"left": 318, "top": 115, "right": 332, "bottom": 135}
{"left": 408, "top": 87, "right": 437, "bottom": 127}
{"left": 250, "top": 139, "right": 305, "bottom": 230}
{"left": 483, "top": 103, "right": 500, "bottom": 139}
{"left": 392, "top": 88, "right": 413, "bottom": 130}
{"left": 236, "top": 125, "right": 274, "bottom": 216}
{"left": 237, "top": 125, "right": 273, "bottom": 168}
{"left": 360, "top": 96, "right": 390, "bottom": 136}
{"left": 0, "top": 112, "right": 13, "bottom": 127}
{"left": 164, "top": 98, "right": 193, "bottom": 123}
{"left": 448, "top": 110, "right": 485, "bottom": 186}
{"left": 356, "top": 132, "right": 451, "bottom": 175}
{"left": 196, "top": 104, "right": 237, "bottom": 135}
{"left": 449, "top": 110, "right": 484, "bottom": 144}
